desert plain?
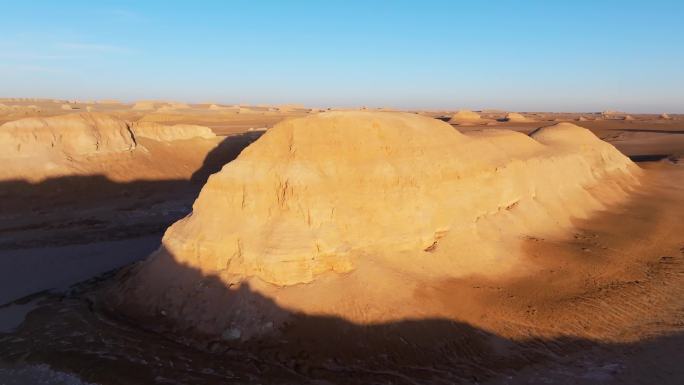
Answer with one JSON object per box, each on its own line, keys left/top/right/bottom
{"left": 0, "top": 98, "right": 683, "bottom": 384}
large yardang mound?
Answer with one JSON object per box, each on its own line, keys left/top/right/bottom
{"left": 131, "top": 121, "right": 215, "bottom": 141}
{"left": 504, "top": 112, "right": 535, "bottom": 122}
{"left": 448, "top": 110, "right": 491, "bottom": 125}
{"left": 0, "top": 113, "right": 135, "bottom": 158}
{"left": 112, "top": 112, "right": 640, "bottom": 337}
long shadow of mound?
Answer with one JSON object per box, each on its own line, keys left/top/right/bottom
{"left": 20, "top": 242, "right": 669, "bottom": 385}
{"left": 0, "top": 132, "right": 265, "bottom": 211}
{"left": 191, "top": 131, "right": 264, "bottom": 184}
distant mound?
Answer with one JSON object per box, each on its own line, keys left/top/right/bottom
{"left": 601, "top": 110, "right": 626, "bottom": 119}
{"left": 132, "top": 101, "right": 156, "bottom": 111}
{"left": 602, "top": 110, "right": 623, "bottom": 115}
{"left": 448, "top": 110, "right": 491, "bottom": 125}
{"left": 112, "top": 112, "right": 640, "bottom": 339}
{"left": 503, "top": 112, "right": 536, "bottom": 122}
{"left": 623, "top": 115, "right": 635, "bottom": 121}
{"left": 0, "top": 113, "right": 222, "bottom": 181}
{"left": 131, "top": 121, "right": 215, "bottom": 141}
{"left": 660, "top": 113, "right": 671, "bottom": 120}
{"left": 577, "top": 116, "right": 589, "bottom": 121}
{"left": 0, "top": 113, "right": 135, "bottom": 159}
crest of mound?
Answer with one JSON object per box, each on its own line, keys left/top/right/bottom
{"left": 530, "top": 122, "right": 602, "bottom": 144}
{"left": 0, "top": 112, "right": 135, "bottom": 158}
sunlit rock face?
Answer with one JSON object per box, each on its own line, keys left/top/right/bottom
{"left": 504, "top": 112, "right": 536, "bottom": 122}
{"left": 111, "top": 112, "right": 639, "bottom": 338}
{"left": 0, "top": 113, "right": 136, "bottom": 158}
{"left": 130, "top": 121, "right": 215, "bottom": 141}
{"left": 125, "top": 112, "right": 636, "bottom": 281}
{"left": 448, "top": 109, "right": 491, "bottom": 125}
{"left": 0, "top": 112, "right": 223, "bottom": 182}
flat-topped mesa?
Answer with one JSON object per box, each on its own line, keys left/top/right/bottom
{"left": 0, "top": 113, "right": 136, "bottom": 158}
{"left": 0, "top": 112, "right": 225, "bottom": 182}
{"left": 120, "top": 112, "right": 639, "bottom": 301}
{"left": 131, "top": 121, "right": 215, "bottom": 141}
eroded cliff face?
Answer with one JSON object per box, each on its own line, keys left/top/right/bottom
{"left": 145, "top": 113, "right": 637, "bottom": 286}
{"left": 111, "top": 112, "right": 641, "bottom": 339}
{"left": 0, "top": 113, "right": 223, "bottom": 182}
{"left": 130, "top": 121, "right": 216, "bottom": 141}
{"left": 0, "top": 113, "right": 136, "bottom": 158}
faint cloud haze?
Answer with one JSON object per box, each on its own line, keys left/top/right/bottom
{"left": 55, "top": 42, "right": 131, "bottom": 54}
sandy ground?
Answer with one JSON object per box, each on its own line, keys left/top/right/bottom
{"left": 0, "top": 101, "right": 683, "bottom": 384}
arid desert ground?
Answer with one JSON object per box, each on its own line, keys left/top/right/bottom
{"left": 0, "top": 99, "right": 683, "bottom": 384}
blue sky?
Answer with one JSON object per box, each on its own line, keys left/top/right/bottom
{"left": 1, "top": 0, "right": 682, "bottom": 112}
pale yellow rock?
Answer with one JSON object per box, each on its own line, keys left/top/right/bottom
{"left": 0, "top": 112, "right": 225, "bottom": 183}
{"left": 132, "top": 101, "right": 156, "bottom": 110}
{"left": 131, "top": 121, "right": 215, "bottom": 141}
{"left": 0, "top": 113, "right": 135, "bottom": 158}
{"left": 111, "top": 112, "right": 641, "bottom": 339}
{"left": 504, "top": 112, "right": 535, "bottom": 122}
{"left": 125, "top": 112, "right": 638, "bottom": 290}
{"left": 448, "top": 110, "right": 492, "bottom": 125}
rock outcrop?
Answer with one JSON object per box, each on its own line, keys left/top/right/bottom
{"left": 132, "top": 101, "right": 156, "bottom": 111}
{"left": 0, "top": 113, "right": 136, "bottom": 158}
{"left": 0, "top": 113, "right": 223, "bottom": 181}
{"left": 131, "top": 121, "right": 215, "bottom": 141}
{"left": 448, "top": 110, "right": 491, "bottom": 125}
{"left": 503, "top": 112, "right": 535, "bottom": 122}
{"left": 112, "top": 112, "right": 640, "bottom": 338}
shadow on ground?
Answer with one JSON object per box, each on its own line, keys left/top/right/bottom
{"left": 1, "top": 248, "right": 683, "bottom": 384}
{"left": 0, "top": 132, "right": 263, "bottom": 249}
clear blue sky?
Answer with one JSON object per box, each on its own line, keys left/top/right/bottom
{"left": 1, "top": 0, "right": 682, "bottom": 112}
